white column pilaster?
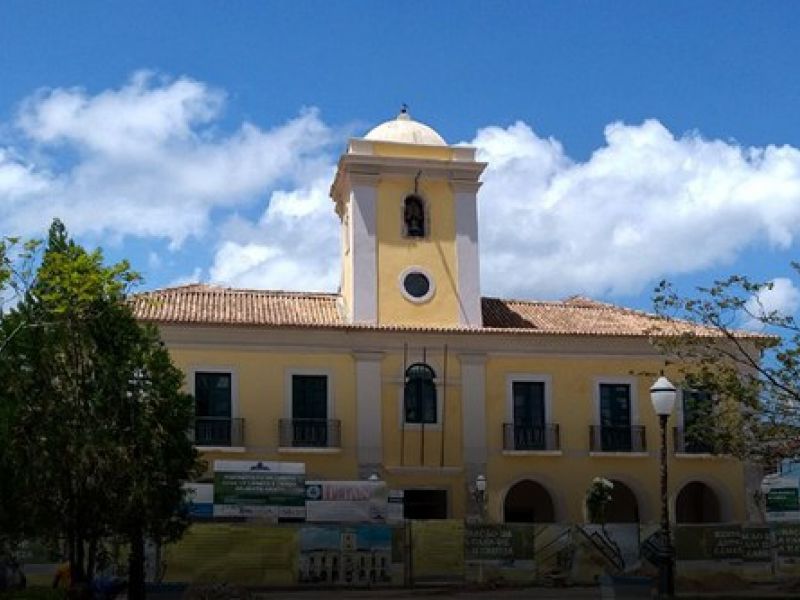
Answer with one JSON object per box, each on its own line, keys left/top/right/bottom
{"left": 453, "top": 181, "right": 482, "bottom": 327}
{"left": 354, "top": 351, "right": 384, "bottom": 476}
{"left": 349, "top": 174, "right": 379, "bottom": 324}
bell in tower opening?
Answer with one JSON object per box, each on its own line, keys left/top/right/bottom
{"left": 404, "top": 194, "right": 425, "bottom": 238}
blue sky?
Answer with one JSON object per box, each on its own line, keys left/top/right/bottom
{"left": 2, "top": 2, "right": 800, "bottom": 317}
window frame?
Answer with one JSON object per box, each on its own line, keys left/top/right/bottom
{"left": 188, "top": 365, "right": 241, "bottom": 450}
{"left": 398, "top": 362, "right": 443, "bottom": 430}
{"left": 401, "top": 193, "right": 429, "bottom": 239}
{"left": 398, "top": 265, "right": 436, "bottom": 304}
{"left": 505, "top": 373, "right": 553, "bottom": 426}
{"left": 284, "top": 368, "right": 335, "bottom": 421}
{"left": 593, "top": 377, "right": 639, "bottom": 426}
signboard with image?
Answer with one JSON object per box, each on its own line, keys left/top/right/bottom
{"left": 763, "top": 476, "right": 800, "bottom": 522}
{"left": 305, "top": 480, "right": 389, "bottom": 522}
{"left": 213, "top": 460, "right": 306, "bottom": 519}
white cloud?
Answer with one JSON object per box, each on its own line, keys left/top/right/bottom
{"left": 473, "top": 120, "right": 800, "bottom": 298}
{"left": 743, "top": 277, "right": 800, "bottom": 329}
{"left": 1, "top": 71, "right": 335, "bottom": 248}
{"left": 208, "top": 174, "right": 340, "bottom": 292}
{"left": 5, "top": 71, "right": 800, "bottom": 301}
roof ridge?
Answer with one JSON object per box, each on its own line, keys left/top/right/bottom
{"left": 140, "top": 284, "right": 340, "bottom": 299}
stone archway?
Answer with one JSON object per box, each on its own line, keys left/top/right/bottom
{"left": 676, "top": 481, "right": 722, "bottom": 523}
{"left": 503, "top": 479, "right": 556, "bottom": 523}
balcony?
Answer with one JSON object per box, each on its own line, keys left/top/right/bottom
{"left": 193, "top": 417, "right": 244, "bottom": 447}
{"left": 590, "top": 425, "right": 646, "bottom": 453}
{"left": 279, "top": 418, "right": 341, "bottom": 449}
{"left": 673, "top": 427, "right": 714, "bottom": 455}
{"left": 502, "top": 423, "right": 560, "bottom": 451}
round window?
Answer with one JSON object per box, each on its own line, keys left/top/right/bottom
{"left": 403, "top": 272, "right": 431, "bottom": 299}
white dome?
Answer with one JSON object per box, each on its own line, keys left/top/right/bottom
{"left": 364, "top": 108, "right": 447, "bottom": 146}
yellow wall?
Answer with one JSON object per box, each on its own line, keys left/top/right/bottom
{"left": 371, "top": 142, "right": 454, "bottom": 161}
{"left": 173, "top": 348, "right": 359, "bottom": 481}
{"left": 483, "top": 355, "right": 747, "bottom": 522}
{"left": 376, "top": 179, "right": 461, "bottom": 327}
{"left": 171, "top": 342, "right": 748, "bottom": 524}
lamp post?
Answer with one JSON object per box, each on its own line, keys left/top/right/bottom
{"left": 650, "top": 375, "right": 677, "bottom": 598}
{"left": 473, "top": 474, "right": 487, "bottom": 521}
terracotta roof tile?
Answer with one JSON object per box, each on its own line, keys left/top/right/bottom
{"left": 130, "top": 283, "right": 741, "bottom": 338}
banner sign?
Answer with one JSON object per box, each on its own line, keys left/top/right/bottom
{"left": 213, "top": 460, "right": 306, "bottom": 519}
{"left": 305, "top": 481, "right": 389, "bottom": 522}
{"left": 387, "top": 490, "right": 405, "bottom": 523}
{"left": 763, "top": 477, "right": 800, "bottom": 522}
{"left": 464, "top": 525, "right": 514, "bottom": 560}
{"left": 774, "top": 524, "right": 800, "bottom": 557}
{"left": 297, "top": 525, "right": 394, "bottom": 586}
{"left": 185, "top": 482, "right": 214, "bottom": 518}
{"left": 675, "top": 525, "right": 742, "bottom": 561}
{"left": 741, "top": 527, "right": 771, "bottom": 562}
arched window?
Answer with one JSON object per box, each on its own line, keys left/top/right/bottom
{"left": 404, "top": 194, "right": 425, "bottom": 238}
{"left": 404, "top": 363, "right": 436, "bottom": 424}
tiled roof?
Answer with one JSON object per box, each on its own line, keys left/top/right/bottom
{"left": 130, "top": 284, "right": 733, "bottom": 338}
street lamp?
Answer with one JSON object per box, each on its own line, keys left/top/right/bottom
{"left": 472, "top": 474, "right": 487, "bottom": 521}
{"left": 650, "top": 375, "right": 677, "bottom": 598}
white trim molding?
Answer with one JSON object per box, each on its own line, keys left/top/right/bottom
{"left": 592, "top": 376, "right": 639, "bottom": 425}
{"left": 505, "top": 373, "right": 553, "bottom": 424}
{"left": 188, "top": 365, "right": 240, "bottom": 418}
{"left": 398, "top": 265, "right": 436, "bottom": 304}
{"left": 283, "top": 368, "right": 335, "bottom": 419}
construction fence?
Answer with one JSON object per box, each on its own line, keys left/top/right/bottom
{"left": 138, "top": 520, "right": 800, "bottom": 589}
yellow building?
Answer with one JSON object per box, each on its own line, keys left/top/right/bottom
{"left": 133, "top": 109, "right": 751, "bottom": 525}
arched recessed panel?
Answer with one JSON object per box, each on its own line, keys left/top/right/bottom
{"left": 588, "top": 479, "right": 640, "bottom": 523}
{"left": 504, "top": 479, "right": 555, "bottom": 523}
{"left": 676, "top": 481, "right": 722, "bottom": 523}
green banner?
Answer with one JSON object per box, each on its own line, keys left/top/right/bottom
{"left": 767, "top": 488, "right": 800, "bottom": 512}
{"left": 214, "top": 471, "right": 305, "bottom": 507}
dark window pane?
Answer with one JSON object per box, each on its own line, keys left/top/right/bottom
{"left": 292, "top": 375, "right": 328, "bottom": 419}
{"left": 513, "top": 381, "right": 545, "bottom": 426}
{"left": 600, "top": 384, "right": 631, "bottom": 451}
{"left": 512, "top": 381, "right": 546, "bottom": 450}
{"left": 403, "top": 273, "right": 430, "bottom": 298}
{"left": 195, "top": 372, "right": 231, "bottom": 417}
{"left": 404, "top": 363, "right": 437, "bottom": 424}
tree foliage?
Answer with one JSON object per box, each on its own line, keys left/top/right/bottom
{"left": 652, "top": 269, "right": 798, "bottom": 464}
{"left": 0, "top": 220, "right": 201, "bottom": 598}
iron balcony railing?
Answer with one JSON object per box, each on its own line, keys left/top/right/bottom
{"left": 502, "top": 423, "right": 560, "bottom": 451}
{"left": 673, "top": 427, "right": 714, "bottom": 454}
{"left": 193, "top": 417, "right": 244, "bottom": 447}
{"left": 279, "top": 418, "right": 341, "bottom": 448}
{"left": 590, "top": 425, "right": 647, "bottom": 453}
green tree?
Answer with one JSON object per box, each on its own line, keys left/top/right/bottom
{"left": 652, "top": 271, "right": 795, "bottom": 464}
{"left": 0, "top": 220, "right": 200, "bottom": 598}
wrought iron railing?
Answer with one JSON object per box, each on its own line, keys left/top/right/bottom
{"left": 279, "top": 418, "right": 341, "bottom": 448}
{"left": 502, "top": 423, "right": 560, "bottom": 451}
{"left": 589, "top": 425, "right": 646, "bottom": 453}
{"left": 193, "top": 417, "right": 244, "bottom": 447}
{"left": 673, "top": 427, "right": 714, "bottom": 454}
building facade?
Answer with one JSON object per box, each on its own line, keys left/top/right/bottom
{"left": 134, "top": 109, "right": 749, "bottom": 524}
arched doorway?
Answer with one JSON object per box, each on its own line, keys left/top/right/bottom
{"left": 676, "top": 481, "right": 722, "bottom": 523}
{"left": 587, "top": 479, "right": 640, "bottom": 523}
{"left": 504, "top": 479, "right": 555, "bottom": 523}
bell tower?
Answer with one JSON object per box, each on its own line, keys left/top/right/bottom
{"left": 330, "top": 109, "right": 486, "bottom": 328}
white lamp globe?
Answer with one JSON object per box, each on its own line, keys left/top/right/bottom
{"left": 650, "top": 376, "right": 677, "bottom": 416}
{"left": 476, "top": 474, "right": 487, "bottom": 493}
